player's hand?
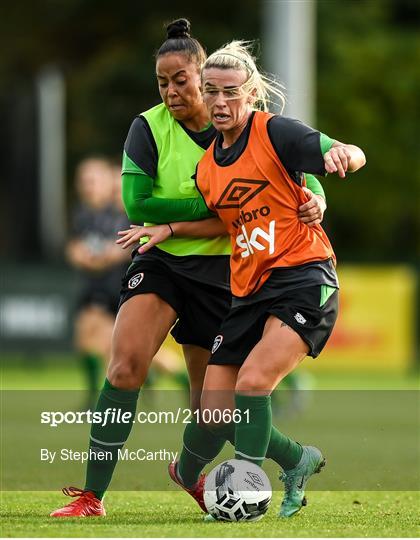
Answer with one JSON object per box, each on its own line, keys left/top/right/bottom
{"left": 116, "top": 224, "right": 172, "bottom": 253}
{"left": 323, "top": 145, "right": 353, "bottom": 178}
{"left": 298, "top": 188, "right": 326, "bottom": 227}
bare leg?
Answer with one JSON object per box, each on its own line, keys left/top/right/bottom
{"left": 108, "top": 294, "right": 177, "bottom": 389}
{"left": 201, "top": 365, "right": 239, "bottom": 426}
{"left": 236, "top": 316, "right": 309, "bottom": 395}
{"left": 182, "top": 344, "right": 211, "bottom": 412}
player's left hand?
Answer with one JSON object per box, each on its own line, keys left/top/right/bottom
{"left": 116, "top": 224, "right": 172, "bottom": 253}
{"left": 323, "top": 145, "right": 353, "bottom": 178}
{"left": 298, "top": 188, "right": 326, "bottom": 227}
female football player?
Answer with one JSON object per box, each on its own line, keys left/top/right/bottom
{"left": 50, "top": 22, "right": 328, "bottom": 517}
{"left": 121, "top": 40, "right": 365, "bottom": 518}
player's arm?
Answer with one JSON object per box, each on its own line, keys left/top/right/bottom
{"left": 122, "top": 116, "right": 212, "bottom": 223}
{"left": 268, "top": 116, "right": 366, "bottom": 179}
{"left": 169, "top": 217, "right": 227, "bottom": 238}
{"left": 117, "top": 175, "right": 327, "bottom": 248}
{"left": 122, "top": 170, "right": 212, "bottom": 223}
{"left": 298, "top": 174, "right": 327, "bottom": 226}
{"left": 116, "top": 217, "right": 227, "bottom": 253}
{"left": 323, "top": 141, "right": 366, "bottom": 178}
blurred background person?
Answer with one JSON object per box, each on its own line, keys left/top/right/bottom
{"left": 66, "top": 156, "right": 130, "bottom": 409}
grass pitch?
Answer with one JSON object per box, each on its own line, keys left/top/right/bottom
{"left": 1, "top": 490, "right": 419, "bottom": 537}
{"left": 1, "top": 357, "right": 419, "bottom": 537}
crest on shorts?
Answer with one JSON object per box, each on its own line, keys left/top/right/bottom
{"left": 212, "top": 334, "right": 223, "bottom": 354}
{"left": 128, "top": 273, "right": 144, "bottom": 289}
{"left": 294, "top": 312, "right": 307, "bottom": 324}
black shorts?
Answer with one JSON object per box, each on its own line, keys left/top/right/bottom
{"left": 119, "top": 258, "right": 232, "bottom": 351}
{"left": 209, "top": 285, "right": 338, "bottom": 364}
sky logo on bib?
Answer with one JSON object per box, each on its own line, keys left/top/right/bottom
{"left": 212, "top": 335, "right": 223, "bottom": 354}
{"left": 236, "top": 220, "right": 276, "bottom": 258}
{"left": 128, "top": 273, "right": 144, "bottom": 289}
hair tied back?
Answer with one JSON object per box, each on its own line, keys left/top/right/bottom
{"left": 166, "top": 18, "right": 191, "bottom": 39}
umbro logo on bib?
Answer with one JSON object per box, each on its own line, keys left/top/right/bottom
{"left": 128, "top": 273, "right": 144, "bottom": 289}
{"left": 215, "top": 178, "right": 269, "bottom": 209}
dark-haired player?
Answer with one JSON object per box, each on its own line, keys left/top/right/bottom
{"left": 122, "top": 39, "right": 365, "bottom": 518}
{"left": 50, "top": 20, "right": 328, "bottom": 517}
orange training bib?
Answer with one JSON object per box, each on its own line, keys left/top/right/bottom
{"left": 196, "top": 111, "right": 335, "bottom": 297}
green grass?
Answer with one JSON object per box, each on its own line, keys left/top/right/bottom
{"left": 1, "top": 490, "right": 419, "bottom": 537}
{"left": 1, "top": 357, "right": 419, "bottom": 536}
{"left": 2, "top": 354, "right": 419, "bottom": 390}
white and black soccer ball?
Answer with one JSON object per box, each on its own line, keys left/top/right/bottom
{"left": 204, "top": 459, "right": 272, "bottom": 522}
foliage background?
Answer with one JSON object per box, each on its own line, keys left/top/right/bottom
{"left": 0, "top": 0, "right": 419, "bottom": 262}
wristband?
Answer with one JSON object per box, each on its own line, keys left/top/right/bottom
{"left": 167, "top": 223, "right": 174, "bottom": 237}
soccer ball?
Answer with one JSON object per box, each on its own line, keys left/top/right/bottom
{"left": 204, "top": 459, "right": 272, "bottom": 522}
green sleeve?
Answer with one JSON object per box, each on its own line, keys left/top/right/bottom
{"left": 320, "top": 133, "right": 335, "bottom": 154}
{"left": 305, "top": 173, "right": 326, "bottom": 199}
{"left": 122, "top": 172, "right": 213, "bottom": 224}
